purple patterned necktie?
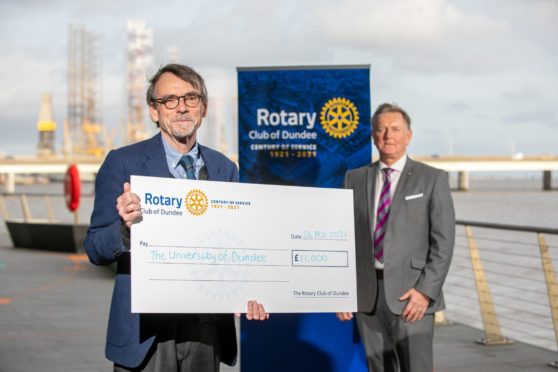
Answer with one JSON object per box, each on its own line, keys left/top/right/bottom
{"left": 374, "top": 168, "right": 394, "bottom": 263}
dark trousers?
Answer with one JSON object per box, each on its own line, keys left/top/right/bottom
{"left": 114, "top": 316, "right": 220, "bottom": 372}
{"left": 356, "top": 277, "right": 434, "bottom": 372}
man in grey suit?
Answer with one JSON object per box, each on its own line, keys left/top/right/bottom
{"left": 337, "top": 103, "right": 455, "bottom": 372}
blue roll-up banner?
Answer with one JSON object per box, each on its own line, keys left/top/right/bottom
{"left": 238, "top": 65, "right": 371, "bottom": 371}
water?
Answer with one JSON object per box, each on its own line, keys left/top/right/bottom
{"left": 451, "top": 177, "right": 558, "bottom": 229}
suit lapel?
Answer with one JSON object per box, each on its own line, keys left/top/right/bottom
{"left": 144, "top": 133, "right": 172, "bottom": 178}
{"left": 367, "top": 162, "right": 378, "bottom": 244}
{"left": 199, "top": 144, "right": 221, "bottom": 181}
{"left": 389, "top": 157, "right": 415, "bottom": 219}
{"left": 198, "top": 166, "right": 209, "bottom": 180}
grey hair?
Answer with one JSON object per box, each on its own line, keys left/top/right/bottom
{"left": 371, "top": 103, "right": 411, "bottom": 130}
{"left": 146, "top": 63, "right": 208, "bottom": 106}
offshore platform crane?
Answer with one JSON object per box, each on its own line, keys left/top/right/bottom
{"left": 37, "top": 93, "right": 57, "bottom": 157}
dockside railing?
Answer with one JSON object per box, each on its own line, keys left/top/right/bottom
{"left": 0, "top": 191, "right": 94, "bottom": 224}
{"left": 450, "top": 220, "right": 558, "bottom": 368}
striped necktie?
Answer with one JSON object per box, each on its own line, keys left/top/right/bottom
{"left": 178, "top": 155, "right": 196, "bottom": 180}
{"left": 373, "top": 168, "right": 394, "bottom": 263}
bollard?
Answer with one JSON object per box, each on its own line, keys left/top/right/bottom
{"left": 435, "top": 310, "right": 453, "bottom": 326}
{"left": 4, "top": 173, "right": 16, "bottom": 194}
{"left": 458, "top": 171, "right": 470, "bottom": 191}
{"left": 543, "top": 171, "right": 552, "bottom": 191}
{"left": 0, "top": 195, "right": 9, "bottom": 220}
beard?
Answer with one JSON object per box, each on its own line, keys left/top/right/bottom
{"left": 168, "top": 116, "right": 200, "bottom": 140}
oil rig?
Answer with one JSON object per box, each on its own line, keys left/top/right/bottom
{"left": 63, "top": 24, "right": 107, "bottom": 157}
{"left": 36, "top": 22, "right": 154, "bottom": 159}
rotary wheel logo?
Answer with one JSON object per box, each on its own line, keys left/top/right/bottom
{"left": 185, "top": 189, "right": 208, "bottom": 216}
{"left": 320, "top": 97, "right": 359, "bottom": 138}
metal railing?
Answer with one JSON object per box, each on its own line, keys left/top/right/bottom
{"left": 443, "top": 220, "right": 558, "bottom": 367}
{"left": 0, "top": 191, "right": 94, "bottom": 225}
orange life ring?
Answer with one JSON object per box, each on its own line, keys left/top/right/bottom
{"left": 65, "top": 165, "right": 81, "bottom": 212}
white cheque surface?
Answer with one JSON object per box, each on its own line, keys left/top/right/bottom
{"left": 131, "top": 175, "right": 356, "bottom": 313}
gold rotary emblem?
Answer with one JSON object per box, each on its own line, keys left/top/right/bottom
{"left": 320, "top": 97, "right": 359, "bottom": 139}
{"left": 185, "top": 189, "right": 208, "bottom": 216}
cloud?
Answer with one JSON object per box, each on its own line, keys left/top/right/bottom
{"left": 309, "top": 0, "right": 557, "bottom": 77}
{"left": 501, "top": 110, "right": 557, "bottom": 128}
{"left": 446, "top": 101, "right": 470, "bottom": 112}
{"left": 0, "top": 0, "right": 557, "bottom": 157}
{"left": 502, "top": 86, "right": 544, "bottom": 103}
{"left": 0, "top": 114, "right": 39, "bottom": 154}
{"left": 311, "top": 0, "right": 510, "bottom": 72}
{"left": 150, "top": 1, "right": 331, "bottom": 70}
{"left": 315, "top": 0, "right": 449, "bottom": 47}
{"left": 0, "top": 56, "right": 66, "bottom": 118}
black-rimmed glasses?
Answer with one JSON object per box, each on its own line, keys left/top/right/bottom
{"left": 151, "top": 94, "right": 203, "bottom": 109}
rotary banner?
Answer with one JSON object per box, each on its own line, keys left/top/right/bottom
{"left": 238, "top": 65, "right": 371, "bottom": 187}
{"left": 238, "top": 65, "right": 371, "bottom": 372}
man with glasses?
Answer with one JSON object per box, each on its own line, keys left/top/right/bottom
{"left": 85, "top": 64, "right": 268, "bottom": 372}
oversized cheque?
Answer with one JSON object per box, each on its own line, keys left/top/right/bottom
{"left": 131, "top": 175, "right": 357, "bottom": 313}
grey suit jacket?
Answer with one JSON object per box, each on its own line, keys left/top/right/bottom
{"left": 345, "top": 157, "right": 455, "bottom": 315}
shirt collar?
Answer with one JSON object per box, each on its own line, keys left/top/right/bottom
{"left": 379, "top": 155, "right": 407, "bottom": 174}
{"left": 161, "top": 136, "right": 200, "bottom": 170}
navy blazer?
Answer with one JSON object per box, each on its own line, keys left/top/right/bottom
{"left": 84, "top": 133, "right": 239, "bottom": 368}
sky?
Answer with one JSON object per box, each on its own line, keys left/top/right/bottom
{"left": 0, "top": 0, "right": 556, "bottom": 157}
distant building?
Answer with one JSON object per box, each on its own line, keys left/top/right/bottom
{"left": 198, "top": 96, "right": 237, "bottom": 161}
{"left": 125, "top": 20, "right": 154, "bottom": 145}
